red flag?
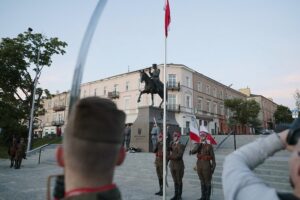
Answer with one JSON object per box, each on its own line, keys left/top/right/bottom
{"left": 189, "top": 119, "right": 200, "bottom": 143}
{"left": 200, "top": 131, "right": 218, "bottom": 145}
{"left": 165, "top": 0, "right": 171, "bottom": 37}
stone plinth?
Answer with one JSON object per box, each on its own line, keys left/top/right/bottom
{"left": 131, "top": 106, "right": 179, "bottom": 152}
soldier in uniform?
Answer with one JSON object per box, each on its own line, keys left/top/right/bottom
{"left": 168, "top": 132, "right": 185, "bottom": 200}
{"left": 55, "top": 97, "right": 126, "bottom": 200}
{"left": 153, "top": 133, "right": 169, "bottom": 196}
{"left": 8, "top": 136, "right": 17, "bottom": 168}
{"left": 124, "top": 124, "right": 131, "bottom": 150}
{"left": 190, "top": 132, "right": 216, "bottom": 200}
{"left": 151, "top": 124, "right": 160, "bottom": 151}
{"left": 14, "top": 138, "right": 26, "bottom": 169}
{"left": 149, "top": 63, "right": 161, "bottom": 92}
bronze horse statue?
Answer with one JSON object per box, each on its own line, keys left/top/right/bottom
{"left": 137, "top": 70, "right": 165, "bottom": 108}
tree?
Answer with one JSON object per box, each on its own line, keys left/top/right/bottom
{"left": 224, "top": 98, "right": 260, "bottom": 131}
{"left": 274, "top": 105, "right": 293, "bottom": 124}
{"left": 0, "top": 28, "right": 67, "bottom": 143}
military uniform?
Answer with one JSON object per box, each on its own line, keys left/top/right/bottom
{"left": 151, "top": 125, "right": 160, "bottom": 151}
{"left": 124, "top": 125, "right": 131, "bottom": 150}
{"left": 14, "top": 139, "right": 26, "bottom": 169}
{"left": 64, "top": 184, "right": 122, "bottom": 200}
{"left": 169, "top": 140, "right": 185, "bottom": 200}
{"left": 8, "top": 138, "right": 17, "bottom": 168}
{"left": 149, "top": 64, "right": 162, "bottom": 92}
{"left": 191, "top": 142, "right": 216, "bottom": 200}
{"left": 153, "top": 139, "right": 169, "bottom": 196}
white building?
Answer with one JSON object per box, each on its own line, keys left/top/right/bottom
{"left": 38, "top": 64, "right": 248, "bottom": 136}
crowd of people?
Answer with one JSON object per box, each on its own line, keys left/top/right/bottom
{"left": 8, "top": 96, "right": 300, "bottom": 200}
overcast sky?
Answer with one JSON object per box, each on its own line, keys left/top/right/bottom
{"left": 1, "top": 0, "right": 299, "bottom": 109}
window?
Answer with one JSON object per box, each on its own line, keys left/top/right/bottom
{"left": 220, "top": 105, "right": 224, "bottom": 115}
{"left": 168, "top": 74, "right": 176, "bottom": 87}
{"left": 186, "top": 76, "right": 190, "bottom": 87}
{"left": 213, "top": 103, "right": 217, "bottom": 114}
{"left": 206, "top": 85, "right": 210, "bottom": 95}
{"left": 94, "top": 88, "right": 97, "bottom": 96}
{"left": 104, "top": 87, "right": 107, "bottom": 96}
{"left": 213, "top": 87, "right": 216, "bottom": 97}
{"left": 124, "top": 98, "right": 130, "bottom": 110}
{"left": 207, "top": 101, "right": 210, "bottom": 112}
{"left": 197, "top": 97, "right": 202, "bottom": 111}
{"left": 197, "top": 81, "right": 202, "bottom": 92}
{"left": 186, "top": 95, "right": 191, "bottom": 108}
{"left": 168, "top": 94, "right": 176, "bottom": 110}
{"left": 83, "top": 90, "right": 86, "bottom": 97}
{"left": 126, "top": 81, "right": 129, "bottom": 91}
{"left": 219, "top": 90, "right": 223, "bottom": 99}
{"left": 114, "top": 84, "right": 118, "bottom": 92}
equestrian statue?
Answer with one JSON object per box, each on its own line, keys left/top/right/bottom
{"left": 137, "top": 64, "right": 165, "bottom": 108}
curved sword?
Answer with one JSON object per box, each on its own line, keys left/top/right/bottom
{"left": 68, "top": 0, "right": 108, "bottom": 115}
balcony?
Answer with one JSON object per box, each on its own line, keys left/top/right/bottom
{"left": 167, "top": 82, "right": 180, "bottom": 91}
{"left": 167, "top": 104, "right": 181, "bottom": 112}
{"left": 53, "top": 105, "right": 66, "bottom": 112}
{"left": 108, "top": 91, "right": 120, "bottom": 99}
{"left": 52, "top": 120, "right": 65, "bottom": 126}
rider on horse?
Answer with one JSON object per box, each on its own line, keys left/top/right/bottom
{"left": 149, "top": 64, "right": 162, "bottom": 92}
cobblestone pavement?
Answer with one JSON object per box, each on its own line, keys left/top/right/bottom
{"left": 0, "top": 145, "right": 224, "bottom": 200}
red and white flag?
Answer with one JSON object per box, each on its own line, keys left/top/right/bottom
{"left": 199, "top": 123, "right": 218, "bottom": 145}
{"left": 164, "top": 0, "right": 171, "bottom": 37}
{"left": 189, "top": 117, "right": 200, "bottom": 143}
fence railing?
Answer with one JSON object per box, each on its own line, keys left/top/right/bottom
{"left": 26, "top": 144, "right": 51, "bottom": 164}
{"left": 215, "top": 131, "right": 235, "bottom": 150}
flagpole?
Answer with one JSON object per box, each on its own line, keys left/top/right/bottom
{"left": 163, "top": 36, "right": 167, "bottom": 200}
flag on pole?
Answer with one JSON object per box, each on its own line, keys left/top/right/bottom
{"left": 165, "top": 0, "right": 171, "bottom": 37}
{"left": 199, "top": 123, "right": 218, "bottom": 145}
{"left": 189, "top": 117, "right": 200, "bottom": 143}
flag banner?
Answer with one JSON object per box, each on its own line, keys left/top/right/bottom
{"left": 189, "top": 117, "right": 200, "bottom": 143}
{"left": 165, "top": 0, "right": 171, "bottom": 37}
{"left": 199, "top": 124, "right": 218, "bottom": 145}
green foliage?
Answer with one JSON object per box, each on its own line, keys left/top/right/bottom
{"left": 274, "top": 105, "right": 293, "bottom": 124}
{"left": 32, "top": 136, "right": 62, "bottom": 149}
{"left": 224, "top": 98, "right": 260, "bottom": 127}
{"left": 0, "top": 29, "right": 67, "bottom": 143}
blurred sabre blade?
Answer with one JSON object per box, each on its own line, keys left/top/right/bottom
{"left": 68, "top": 0, "right": 108, "bottom": 115}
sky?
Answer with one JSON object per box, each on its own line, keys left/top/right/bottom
{"left": 0, "top": 0, "right": 299, "bottom": 109}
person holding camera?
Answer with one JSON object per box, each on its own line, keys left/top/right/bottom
{"left": 222, "top": 118, "right": 300, "bottom": 200}
{"left": 55, "top": 97, "right": 126, "bottom": 200}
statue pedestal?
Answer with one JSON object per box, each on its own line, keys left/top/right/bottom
{"left": 131, "top": 106, "right": 179, "bottom": 152}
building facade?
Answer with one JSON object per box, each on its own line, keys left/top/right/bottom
{"left": 239, "top": 88, "right": 278, "bottom": 129}
{"left": 38, "top": 64, "right": 257, "bottom": 136}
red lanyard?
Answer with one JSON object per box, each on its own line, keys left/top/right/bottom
{"left": 65, "top": 183, "right": 116, "bottom": 198}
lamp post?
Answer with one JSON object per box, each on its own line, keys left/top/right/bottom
{"left": 27, "top": 28, "right": 42, "bottom": 152}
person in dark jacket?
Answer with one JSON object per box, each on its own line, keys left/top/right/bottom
{"left": 169, "top": 132, "right": 185, "bottom": 200}
{"left": 55, "top": 97, "right": 126, "bottom": 200}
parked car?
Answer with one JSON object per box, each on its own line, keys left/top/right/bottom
{"left": 260, "top": 129, "right": 275, "bottom": 135}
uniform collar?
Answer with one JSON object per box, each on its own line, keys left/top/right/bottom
{"left": 65, "top": 183, "right": 117, "bottom": 198}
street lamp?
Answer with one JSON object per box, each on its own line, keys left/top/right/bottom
{"left": 27, "top": 27, "right": 43, "bottom": 152}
